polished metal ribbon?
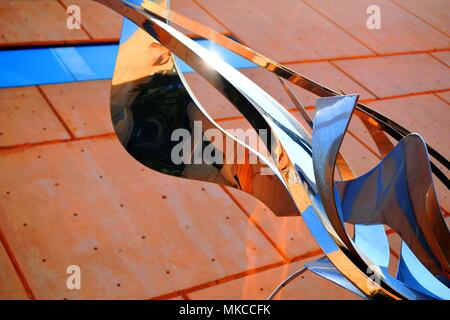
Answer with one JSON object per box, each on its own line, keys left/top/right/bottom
{"left": 95, "top": 0, "right": 450, "bottom": 299}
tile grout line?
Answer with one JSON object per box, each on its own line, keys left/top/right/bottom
{"left": 36, "top": 86, "right": 76, "bottom": 139}
{"left": 191, "top": 0, "right": 252, "bottom": 54}
{"left": 276, "top": 48, "right": 450, "bottom": 66}
{"left": 0, "top": 132, "right": 116, "bottom": 154}
{"left": 433, "top": 93, "right": 450, "bottom": 106}
{"left": 360, "top": 88, "right": 450, "bottom": 103}
{"left": 389, "top": 0, "right": 450, "bottom": 38}
{"left": 149, "top": 261, "right": 287, "bottom": 300}
{"left": 0, "top": 227, "right": 35, "bottom": 299}
{"left": 302, "top": 0, "right": 379, "bottom": 55}
{"left": 328, "top": 60, "right": 380, "bottom": 99}
{"left": 191, "top": 0, "right": 233, "bottom": 35}
{"left": 220, "top": 185, "right": 290, "bottom": 262}
{"left": 346, "top": 130, "right": 382, "bottom": 160}
{"left": 181, "top": 292, "right": 190, "bottom": 300}
{"left": 148, "top": 249, "right": 323, "bottom": 300}
{"left": 427, "top": 52, "right": 449, "bottom": 68}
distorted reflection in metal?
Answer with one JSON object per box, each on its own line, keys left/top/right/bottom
{"left": 95, "top": 0, "right": 450, "bottom": 299}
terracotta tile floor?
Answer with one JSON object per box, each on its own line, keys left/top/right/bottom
{"left": 0, "top": 0, "right": 448, "bottom": 300}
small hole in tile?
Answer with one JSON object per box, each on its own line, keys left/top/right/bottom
{"left": 80, "top": 149, "right": 85, "bottom": 153}
{"left": 23, "top": 223, "right": 27, "bottom": 227}
{"left": 225, "top": 216, "right": 230, "bottom": 220}
{"left": 37, "top": 155, "right": 42, "bottom": 159}
{"left": 0, "top": 132, "right": 3, "bottom": 136}
{"left": 252, "top": 247, "right": 256, "bottom": 251}
{"left": 42, "top": 259, "right": 47, "bottom": 263}
{"left": 54, "top": 182, "right": 59, "bottom": 187}
{"left": 99, "top": 175, "right": 103, "bottom": 179}
{"left": 42, "top": 127, "right": 47, "bottom": 131}
{"left": 161, "top": 195, "right": 167, "bottom": 199}
{"left": 211, "top": 258, "right": 215, "bottom": 262}
{"left": 166, "top": 270, "right": 170, "bottom": 275}
{"left": 141, "top": 236, "right": 146, "bottom": 240}
{"left": 120, "top": 204, "right": 124, "bottom": 208}
{"left": 290, "top": 237, "right": 294, "bottom": 241}
{"left": 116, "top": 283, "right": 121, "bottom": 287}
{"left": 73, "top": 213, "right": 78, "bottom": 217}
{"left": 94, "top": 247, "right": 98, "bottom": 251}
{"left": 201, "top": 187, "right": 206, "bottom": 191}
{"left": 259, "top": 288, "right": 264, "bottom": 292}
{"left": 5, "top": 191, "right": 10, "bottom": 195}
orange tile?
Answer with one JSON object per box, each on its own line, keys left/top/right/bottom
{"left": 197, "top": 0, "right": 373, "bottom": 62}
{"left": 334, "top": 54, "right": 450, "bottom": 98}
{"left": 0, "top": 137, "right": 283, "bottom": 299}
{"left": 304, "top": 0, "right": 449, "bottom": 54}
{"left": 0, "top": 87, "right": 70, "bottom": 147}
{"left": 339, "top": 130, "right": 381, "bottom": 176}
{"left": 0, "top": 243, "right": 30, "bottom": 299}
{"left": 345, "top": 115, "right": 385, "bottom": 159}
{"left": 60, "top": 0, "right": 122, "bottom": 41}
{"left": 431, "top": 51, "right": 450, "bottom": 67}
{"left": 40, "top": 81, "right": 114, "bottom": 138}
{"left": 391, "top": 0, "right": 450, "bottom": 36}
{"left": 188, "top": 258, "right": 362, "bottom": 299}
{"left": 171, "top": 0, "right": 229, "bottom": 37}
{"left": 0, "top": 0, "right": 90, "bottom": 46}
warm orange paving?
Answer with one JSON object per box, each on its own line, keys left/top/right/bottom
{"left": 0, "top": 0, "right": 449, "bottom": 300}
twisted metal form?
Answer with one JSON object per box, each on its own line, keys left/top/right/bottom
{"left": 95, "top": 0, "right": 450, "bottom": 299}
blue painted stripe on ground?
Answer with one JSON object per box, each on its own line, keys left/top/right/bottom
{"left": 0, "top": 17, "right": 256, "bottom": 88}
{"left": 0, "top": 48, "right": 75, "bottom": 88}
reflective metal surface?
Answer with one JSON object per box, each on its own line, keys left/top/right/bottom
{"left": 95, "top": 0, "right": 450, "bottom": 300}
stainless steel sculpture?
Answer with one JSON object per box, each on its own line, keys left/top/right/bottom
{"left": 96, "top": 0, "right": 450, "bottom": 299}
